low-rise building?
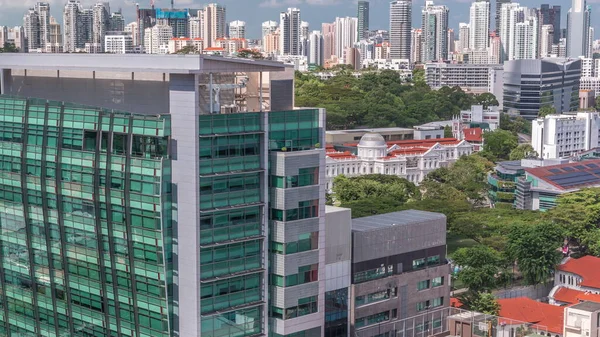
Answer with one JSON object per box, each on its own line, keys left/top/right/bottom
{"left": 532, "top": 112, "right": 600, "bottom": 159}
{"left": 550, "top": 256, "right": 600, "bottom": 305}
{"left": 350, "top": 210, "right": 451, "bottom": 337}
{"left": 105, "top": 32, "right": 134, "bottom": 54}
{"left": 563, "top": 301, "right": 600, "bottom": 337}
{"left": 425, "top": 62, "right": 504, "bottom": 95}
{"left": 453, "top": 105, "right": 500, "bottom": 140}
{"left": 497, "top": 297, "right": 565, "bottom": 337}
{"left": 325, "top": 133, "right": 474, "bottom": 188}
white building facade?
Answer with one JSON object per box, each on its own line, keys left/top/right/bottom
{"left": 469, "top": 1, "right": 489, "bottom": 51}
{"left": 532, "top": 112, "right": 600, "bottom": 159}
{"left": 144, "top": 25, "right": 173, "bottom": 54}
{"left": 104, "top": 33, "right": 133, "bottom": 54}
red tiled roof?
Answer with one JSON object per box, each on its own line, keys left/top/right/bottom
{"left": 498, "top": 297, "right": 564, "bottom": 334}
{"left": 525, "top": 159, "right": 600, "bottom": 190}
{"left": 326, "top": 151, "right": 357, "bottom": 159}
{"left": 205, "top": 47, "right": 225, "bottom": 51}
{"left": 450, "top": 297, "right": 463, "bottom": 308}
{"left": 464, "top": 127, "right": 483, "bottom": 142}
{"left": 557, "top": 256, "right": 600, "bottom": 289}
{"left": 553, "top": 286, "right": 600, "bottom": 305}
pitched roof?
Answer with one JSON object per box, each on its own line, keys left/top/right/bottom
{"left": 326, "top": 151, "right": 357, "bottom": 159}
{"left": 553, "top": 286, "right": 600, "bottom": 305}
{"left": 463, "top": 127, "right": 483, "bottom": 142}
{"left": 525, "top": 159, "right": 600, "bottom": 190}
{"left": 498, "top": 297, "right": 564, "bottom": 334}
{"left": 450, "top": 297, "right": 463, "bottom": 308}
{"left": 557, "top": 256, "right": 600, "bottom": 289}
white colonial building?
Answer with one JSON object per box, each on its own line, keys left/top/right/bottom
{"left": 325, "top": 133, "right": 474, "bottom": 190}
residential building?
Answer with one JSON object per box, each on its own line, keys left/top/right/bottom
{"left": 23, "top": 8, "right": 40, "bottom": 51}
{"left": 201, "top": 3, "right": 226, "bottom": 48}
{"left": 308, "top": 30, "right": 323, "bottom": 66}
{"left": 263, "top": 29, "right": 280, "bottom": 55}
{"left": 280, "top": 8, "right": 301, "bottom": 56}
{"left": 580, "top": 90, "right": 595, "bottom": 109}
{"left": 453, "top": 105, "right": 500, "bottom": 141}
{"left": 374, "top": 42, "right": 391, "bottom": 60}
{"left": 215, "top": 37, "right": 247, "bottom": 56}
{"left": 503, "top": 58, "right": 581, "bottom": 119}
{"left": 188, "top": 16, "right": 201, "bottom": 39}
{"left": 563, "top": 301, "right": 600, "bottom": 335}
{"left": 532, "top": 112, "right": 600, "bottom": 159}
{"left": 469, "top": 0, "right": 490, "bottom": 51}
{"left": 8, "top": 26, "right": 26, "bottom": 52}
{"left": 512, "top": 14, "right": 539, "bottom": 60}
{"left": 168, "top": 37, "right": 203, "bottom": 54}
{"left": 104, "top": 32, "right": 133, "bottom": 53}
{"left": 567, "top": 0, "right": 591, "bottom": 58}
{"left": 80, "top": 8, "right": 94, "bottom": 48}
{"left": 144, "top": 24, "right": 173, "bottom": 54}
{"left": 425, "top": 63, "right": 504, "bottom": 95}
{"left": 334, "top": 17, "right": 358, "bottom": 63}
{"left": 262, "top": 20, "right": 278, "bottom": 40}
{"left": 0, "top": 52, "right": 325, "bottom": 337}
{"left": 325, "top": 134, "right": 473, "bottom": 188}
{"left": 421, "top": 1, "right": 449, "bottom": 62}
{"left": 350, "top": 210, "right": 451, "bottom": 337}
{"left": 497, "top": 298, "right": 565, "bottom": 336}
{"left": 322, "top": 23, "right": 335, "bottom": 62}
{"left": 488, "top": 31, "right": 502, "bottom": 64}
{"left": 125, "top": 21, "right": 139, "bottom": 46}
{"left": 228, "top": 20, "right": 245, "bottom": 39}
{"left": 84, "top": 42, "right": 102, "bottom": 54}
{"left": 495, "top": 0, "right": 511, "bottom": 37}
{"left": 580, "top": 78, "right": 600, "bottom": 98}
{"left": 515, "top": 159, "right": 600, "bottom": 210}
{"left": 458, "top": 23, "right": 469, "bottom": 51}
{"left": 411, "top": 29, "right": 423, "bottom": 64}
{"left": 447, "top": 28, "right": 455, "bottom": 54}
{"left": 300, "top": 21, "right": 310, "bottom": 57}
{"left": 499, "top": 2, "right": 525, "bottom": 61}
{"left": 390, "top": 0, "right": 412, "bottom": 61}
{"left": 0, "top": 26, "right": 7, "bottom": 47}
{"left": 540, "top": 4, "right": 561, "bottom": 44}
{"left": 109, "top": 11, "right": 125, "bottom": 32}
{"left": 156, "top": 8, "right": 189, "bottom": 40}
{"left": 92, "top": 2, "right": 110, "bottom": 50}
{"left": 136, "top": 7, "right": 156, "bottom": 47}
{"left": 541, "top": 24, "right": 554, "bottom": 57}
{"left": 358, "top": 1, "right": 370, "bottom": 40}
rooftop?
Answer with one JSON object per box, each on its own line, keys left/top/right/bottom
{"left": 497, "top": 297, "right": 564, "bottom": 334}
{"left": 553, "top": 287, "right": 600, "bottom": 305}
{"left": 352, "top": 210, "right": 445, "bottom": 232}
{"left": 463, "top": 127, "right": 483, "bottom": 142}
{"left": 557, "top": 256, "right": 600, "bottom": 289}
{"left": 569, "top": 301, "right": 600, "bottom": 312}
{"left": 326, "top": 127, "right": 413, "bottom": 135}
{"left": 525, "top": 159, "right": 600, "bottom": 190}
{"left": 0, "top": 53, "right": 287, "bottom": 74}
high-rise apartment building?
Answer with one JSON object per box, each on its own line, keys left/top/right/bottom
{"left": 513, "top": 15, "right": 539, "bottom": 60}
{"left": 567, "top": 0, "right": 591, "bottom": 58}
{"left": 262, "top": 20, "right": 278, "bottom": 39}
{"left": 8, "top": 26, "right": 27, "bottom": 52}
{"left": 80, "top": 8, "right": 95, "bottom": 48}
{"left": 92, "top": 2, "right": 110, "bottom": 50}
{"left": 37, "top": 2, "right": 51, "bottom": 49}
{"left": 540, "top": 24, "right": 554, "bottom": 57}
{"left": 447, "top": 28, "right": 455, "bottom": 54}
{"left": 104, "top": 32, "right": 133, "bottom": 53}
{"left": 280, "top": 7, "right": 301, "bottom": 56}
{"left": 156, "top": 8, "right": 189, "bottom": 40}
{"left": 421, "top": 1, "right": 449, "bottom": 62}
{"left": 300, "top": 21, "right": 310, "bottom": 56}
{"left": 390, "top": 0, "right": 412, "bottom": 60}
{"left": 334, "top": 17, "right": 358, "bottom": 63}
{"left": 308, "top": 30, "right": 324, "bottom": 66}
{"left": 0, "top": 52, "right": 325, "bottom": 337}
{"left": 469, "top": 0, "right": 489, "bottom": 50}
{"left": 411, "top": 28, "right": 423, "bottom": 64}
{"left": 63, "top": 0, "right": 81, "bottom": 52}
{"left": 495, "top": 0, "right": 511, "bottom": 36}
{"left": 110, "top": 11, "right": 125, "bottom": 32}
{"left": 322, "top": 23, "right": 335, "bottom": 62}
{"left": 499, "top": 2, "right": 526, "bottom": 61}
{"left": 540, "top": 4, "right": 561, "bottom": 44}
{"left": 125, "top": 21, "right": 139, "bottom": 46}
{"left": 188, "top": 15, "right": 201, "bottom": 39}
{"left": 357, "top": 1, "right": 370, "bottom": 40}
{"left": 144, "top": 24, "right": 173, "bottom": 54}
{"left": 0, "top": 26, "right": 7, "bottom": 47}
{"left": 201, "top": 3, "right": 226, "bottom": 48}
{"left": 458, "top": 22, "right": 470, "bottom": 51}
{"left": 504, "top": 58, "right": 581, "bottom": 119}
{"left": 23, "top": 2, "right": 50, "bottom": 51}
{"left": 228, "top": 20, "right": 245, "bottom": 39}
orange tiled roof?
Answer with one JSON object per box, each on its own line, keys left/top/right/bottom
{"left": 463, "top": 127, "right": 483, "bottom": 142}
{"left": 450, "top": 297, "right": 463, "bottom": 308}
{"left": 553, "top": 287, "right": 600, "bottom": 305}
{"left": 498, "top": 297, "right": 564, "bottom": 334}
{"left": 326, "top": 151, "right": 357, "bottom": 159}
{"left": 558, "top": 256, "right": 600, "bottom": 289}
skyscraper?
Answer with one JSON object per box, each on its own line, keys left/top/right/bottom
{"left": 448, "top": 28, "right": 455, "bottom": 54}
{"left": 322, "top": 22, "right": 335, "bottom": 62}
{"left": 540, "top": 24, "right": 554, "bottom": 57}
{"left": 63, "top": 0, "right": 81, "bottom": 52}
{"left": 308, "top": 30, "right": 324, "bottom": 65}
{"left": 262, "top": 20, "right": 278, "bottom": 39}
{"left": 458, "top": 22, "right": 470, "bottom": 51}
{"left": 23, "top": 2, "right": 51, "bottom": 51}
{"left": 540, "top": 4, "right": 561, "bottom": 44}
{"left": 513, "top": 14, "right": 538, "bottom": 60}
{"left": 109, "top": 11, "right": 125, "bottom": 32}
{"left": 499, "top": 2, "right": 525, "bottom": 61}
{"left": 229, "top": 20, "right": 246, "bottom": 39}
{"left": 411, "top": 28, "right": 423, "bottom": 63}
{"left": 421, "top": 1, "right": 449, "bottom": 62}
{"left": 390, "top": 0, "right": 412, "bottom": 60}
{"left": 280, "top": 7, "right": 301, "bottom": 55}
{"left": 358, "top": 1, "right": 370, "bottom": 40}
{"left": 495, "top": 0, "right": 511, "bottom": 36}
{"left": 567, "top": 0, "right": 591, "bottom": 58}
{"left": 201, "top": 3, "right": 226, "bottom": 48}
{"left": 300, "top": 21, "right": 310, "bottom": 56}
{"left": 37, "top": 2, "right": 51, "bottom": 49}
{"left": 93, "top": 2, "right": 110, "bottom": 50}
{"left": 469, "top": 0, "right": 490, "bottom": 50}
{"left": 334, "top": 17, "right": 358, "bottom": 62}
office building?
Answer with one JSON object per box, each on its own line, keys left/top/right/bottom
{"left": 567, "top": 0, "right": 591, "bottom": 58}
{"left": 104, "top": 32, "right": 133, "bottom": 53}
{"left": 334, "top": 17, "right": 358, "bottom": 63}
{"left": 532, "top": 112, "right": 600, "bottom": 159}
{"left": 0, "top": 52, "right": 326, "bottom": 337}
{"left": 540, "top": 4, "right": 561, "bottom": 44}
{"left": 425, "top": 63, "right": 504, "bottom": 95}
{"left": 350, "top": 210, "right": 451, "bottom": 337}
{"left": 358, "top": 1, "right": 370, "bottom": 40}
{"left": 390, "top": 0, "right": 412, "bottom": 60}
{"left": 280, "top": 8, "right": 301, "bottom": 56}
{"left": 411, "top": 28, "right": 423, "bottom": 64}
{"left": 540, "top": 24, "right": 554, "bottom": 57}
{"left": 144, "top": 24, "right": 173, "bottom": 54}
{"left": 421, "top": 1, "right": 449, "bottom": 62}
{"left": 228, "top": 20, "right": 245, "bottom": 39}
{"left": 469, "top": 0, "right": 490, "bottom": 50}
{"left": 201, "top": 3, "right": 226, "bottom": 48}
{"left": 503, "top": 58, "right": 581, "bottom": 119}
{"left": 458, "top": 23, "right": 469, "bottom": 51}
{"left": 92, "top": 2, "right": 110, "bottom": 50}
{"left": 308, "top": 30, "right": 323, "bottom": 66}
{"left": 109, "top": 11, "right": 125, "bottom": 32}
{"left": 495, "top": 0, "right": 511, "bottom": 36}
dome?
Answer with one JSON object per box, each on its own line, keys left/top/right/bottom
{"left": 358, "top": 133, "right": 387, "bottom": 147}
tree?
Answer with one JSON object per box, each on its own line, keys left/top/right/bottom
{"left": 546, "top": 188, "right": 600, "bottom": 245}
{"left": 237, "top": 49, "right": 264, "bottom": 59}
{"left": 505, "top": 222, "right": 564, "bottom": 285}
{"left": 474, "top": 93, "right": 499, "bottom": 109}
{"left": 538, "top": 105, "right": 556, "bottom": 118}
{"left": 500, "top": 114, "right": 530, "bottom": 135}
{"left": 452, "top": 246, "right": 509, "bottom": 291}
{"left": 0, "top": 42, "right": 18, "bottom": 53}
{"left": 509, "top": 144, "right": 538, "bottom": 160}
{"left": 483, "top": 129, "right": 519, "bottom": 160}
{"left": 332, "top": 174, "right": 420, "bottom": 204}
{"left": 444, "top": 125, "right": 453, "bottom": 138}
{"left": 469, "top": 292, "right": 500, "bottom": 315}
{"left": 175, "top": 45, "right": 200, "bottom": 54}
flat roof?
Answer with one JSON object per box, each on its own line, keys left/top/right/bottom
{"left": 569, "top": 301, "right": 600, "bottom": 312}
{"left": 352, "top": 210, "right": 445, "bottom": 232}
{"left": 526, "top": 159, "right": 600, "bottom": 190}
{"left": 326, "top": 127, "right": 413, "bottom": 135}
{"left": 0, "top": 54, "right": 287, "bottom": 74}
{"left": 325, "top": 205, "right": 351, "bottom": 214}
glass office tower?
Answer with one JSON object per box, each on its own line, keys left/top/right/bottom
{"left": 0, "top": 54, "right": 327, "bottom": 337}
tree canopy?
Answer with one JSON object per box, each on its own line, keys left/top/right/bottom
{"left": 452, "top": 246, "right": 510, "bottom": 291}
{"left": 333, "top": 174, "right": 420, "bottom": 205}
{"left": 482, "top": 129, "right": 519, "bottom": 160}
{"left": 509, "top": 144, "right": 538, "bottom": 160}
{"left": 0, "top": 43, "right": 18, "bottom": 53}
{"left": 538, "top": 105, "right": 556, "bottom": 118}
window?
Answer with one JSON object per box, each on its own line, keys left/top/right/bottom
{"left": 427, "top": 255, "right": 440, "bottom": 266}
{"left": 355, "top": 311, "right": 390, "bottom": 329}
{"left": 272, "top": 296, "right": 318, "bottom": 320}
{"left": 354, "top": 266, "right": 392, "bottom": 284}
{"left": 432, "top": 297, "right": 443, "bottom": 308}
{"left": 417, "top": 300, "right": 430, "bottom": 312}
{"left": 355, "top": 290, "right": 390, "bottom": 307}
{"left": 412, "top": 258, "right": 426, "bottom": 270}
{"left": 432, "top": 277, "right": 444, "bottom": 287}
{"left": 271, "top": 167, "right": 319, "bottom": 189}
{"left": 271, "top": 200, "right": 318, "bottom": 222}
{"left": 272, "top": 264, "right": 318, "bottom": 287}
{"left": 417, "top": 280, "right": 430, "bottom": 291}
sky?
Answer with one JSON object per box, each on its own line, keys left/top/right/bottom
{"left": 2, "top": 0, "right": 600, "bottom": 39}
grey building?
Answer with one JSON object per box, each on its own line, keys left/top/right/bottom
{"left": 358, "top": 1, "right": 370, "bottom": 40}
{"left": 350, "top": 210, "right": 451, "bottom": 337}
{"left": 540, "top": 4, "right": 561, "bottom": 44}
{"left": 503, "top": 58, "right": 581, "bottom": 120}
{"left": 390, "top": 0, "right": 412, "bottom": 61}
{"left": 566, "top": 0, "right": 591, "bottom": 58}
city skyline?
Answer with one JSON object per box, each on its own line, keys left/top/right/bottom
{"left": 3, "top": 0, "right": 597, "bottom": 40}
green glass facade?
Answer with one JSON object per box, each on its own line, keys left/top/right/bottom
{"left": 0, "top": 96, "right": 172, "bottom": 337}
